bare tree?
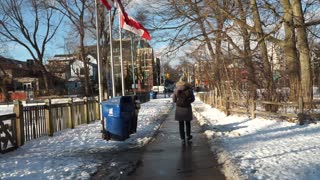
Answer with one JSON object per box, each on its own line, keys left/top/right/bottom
{"left": 52, "top": 0, "right": 94, "bottom": 96}
{"left": 292, "top": 0, "right": 313, "bottom": 102}
{"left": 208, "top": 0, "right": 313, "bottom": 103}
{"left": 250, "top": 0, "right": 276, "bottom": 110}
{"left": 0, "top": 63, "right": 9, "bottom": 102}
{"left": 0, "top": 0, "right": 63, "bottom": 91}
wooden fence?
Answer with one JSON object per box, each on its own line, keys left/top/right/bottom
{"left": 0, "top": 97, "right": 99, "bottom": 153}
{"left": 0, "top": 92, "right": 151, "bottom": 153}
{"left": 197, "top": 91, "right": 320, "bottom": 120}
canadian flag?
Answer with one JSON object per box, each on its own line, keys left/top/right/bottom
{"left": 100, "top": 0, "right": 114, "bottom": 10}
{"left": 115, "top": 0, "right": 151, "bottom": 40}
{"left": 120, "top": 13, "right": 151, "bottom": 41}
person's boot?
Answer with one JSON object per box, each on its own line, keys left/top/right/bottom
{"left": 181, "top": 139, "right": 186, "bottom": 145}
{"left": 187, "top": 135, "right": 193, "bottom": 142}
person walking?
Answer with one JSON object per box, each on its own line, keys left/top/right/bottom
{"left": 172, "top": 75, "right": 195, "bottom": 144}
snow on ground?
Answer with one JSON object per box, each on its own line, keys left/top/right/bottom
{"left": 0, "top": 97, "right": 173, "bottom": 180}
{"left": 0, "top": 104, "right": 13, "bottom": 115}
{"left": 192, "top": 96, "right": 320, "bottom": 180}
{"left": 2, "top": 93, "right": 320, "bottom": 180}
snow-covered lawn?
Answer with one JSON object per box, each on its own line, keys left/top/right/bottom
{"left": 193, "top": 97, "right": 320, "bottom": 180}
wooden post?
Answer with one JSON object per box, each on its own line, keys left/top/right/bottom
{"left": 214, "top": 88, "right": 218, "bottom": 107}
{"left": 250, "top": 98, "right": 256, "bottom": 118}
{"left": 45, "top": 99, "right": 54, "bottom": 136}
{"left": 67, "top": 98, "right": 74, "bottom": 129}
{"left": 96, "top": 96, "right": 100, "bottom": 120}
{"left": 211, "top": 91, "right": 214, "bottom": 106}
{"left": 84, "top": 97, "right": 90, "bottom": 124}
{"left": 298, "top": 96, "right": 304, "bottom": 114}
{"left": 225, "top": 97, "right": 230, "bottom": 116}
{"left": 13, "top": 100, "right": 24, "bottom": 146}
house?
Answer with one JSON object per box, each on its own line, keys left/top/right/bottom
{"left": 48, "top": 39, "right": 155, "bottom": 96}
{"left": 46, "top": 54, "right": 98, "bottom": 95}
{"left": 0, "top": 56, "right": 44, "bottom": 101}
{"left": 45, "top": 54, "right": 74, "bottom": 81}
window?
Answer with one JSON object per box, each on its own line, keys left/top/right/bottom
{"left": 80, "top": 68, "right": 85, "bottom": 75}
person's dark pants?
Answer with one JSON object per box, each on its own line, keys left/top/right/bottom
{"left": 179, "top": 121, "right": 191, "bottom": 140}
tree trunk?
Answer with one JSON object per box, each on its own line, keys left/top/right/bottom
{"left": 215, "top": 1, "right": 227, "bottom": 96}
{"left": 250, "top": 0, "right": 277, "bottom": 111}
{"left": 80, "top": 33, "right": 91, "bottom": 97}
{"left": 187, "top": 0, "right": 219, "bottom": 90}
{"left": 281, "top": 0, "right": 300, "bottom": 101}
{"left": 38, "top": 62, "right": 50, "bottom": 92}
{"left": 0, "top": 79, "right": 9, "bottom": 102}
{"left": 237, "top": 0, "right": 257, "bottom": 99}
{"left": 292, "top": 0, "right": 313, "bottom": 103}
{"left": 0, "top": 65, "right": 10, "bottom": 102}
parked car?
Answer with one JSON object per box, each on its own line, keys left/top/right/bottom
{"left": 152, "top": 86, "right": 165, "bottom": 93}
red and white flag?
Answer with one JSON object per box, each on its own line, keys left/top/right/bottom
{"left": 120, "top": 14, "right": 151, "bottom": 40}
{"left": 116, "top": 0, "right": 151, "bottom": 40}
{"left": 100, "top": 0, "right": 114, "bottom": 10}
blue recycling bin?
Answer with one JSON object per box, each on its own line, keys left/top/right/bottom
{"left": 101, "top": 96, "right": 138, "bottom": 141}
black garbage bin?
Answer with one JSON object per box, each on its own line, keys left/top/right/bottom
{"left": 131, "top": 95, "right": 140, "bottom": 134}
{"left": 101, "top": 96, "right": 137, "bottom": 141}
{"left": 153, "top": 92, "right": 157, "bottom": 99}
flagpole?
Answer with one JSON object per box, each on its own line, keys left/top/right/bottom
{"left": 94, "top": 0, "right": 103, "bottom": 121}
{"left": 109, "top": 10, "right": 115, "bottom": 97}
{"left": 118, "top": 4, "right": 125, "bottom": 96}
{"left": 130, "top": 34, "right": 136, "bottom": 95}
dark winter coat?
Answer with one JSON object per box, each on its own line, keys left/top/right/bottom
{"left": 172, "top": 81, "right": 195, "bottom": 121}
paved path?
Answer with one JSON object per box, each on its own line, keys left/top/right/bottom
{"left": 126, "top": 107, "right": 226, "bottom": 180}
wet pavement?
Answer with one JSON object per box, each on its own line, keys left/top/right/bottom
{"left": 126, "top": 107, "right": 226, "bottom": 180}
{"left": 91, "top": 107, "right": 226, "bottom": 180}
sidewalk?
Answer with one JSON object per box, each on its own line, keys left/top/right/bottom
{"left": 126, "top": 106, "right": 226, "bottom": 180}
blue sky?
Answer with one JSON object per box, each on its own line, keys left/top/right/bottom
{"left": 4, "top": 0, "right": 182, "bottom": 67}
{"left": 5, "top": 0, "right": 162, "bottom": 61}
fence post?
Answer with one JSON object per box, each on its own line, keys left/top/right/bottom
{"left": 250, "top": 98, "right": 256, "bottom": 118}
{"left": 96, "top": 96, "right": 100, "bottom": 120}
{"left": 298, "top": 96, "right": 304, "bottom": 114}
{"left": 209, "top": 92, "right": 211, "bottom": 104}
{"left": 67, "top": 98, "right": 74, "bottom": 129}
{"left": 211, "top": 91, "right": 214, "bottom": 106}
{"left": 84, "top": 97, "right": 90, "bottom": 124}
{"left": 214, "top": 88, "right": 218, "bottom": 107}
{"left": 45, "top": 99, "right": 54, "bottom": 136}
{"left": 13, "top": 100, "right": 24, "bottom": 146}
{"left": 225, "top": 97, "right": 230, "bottom": 116}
